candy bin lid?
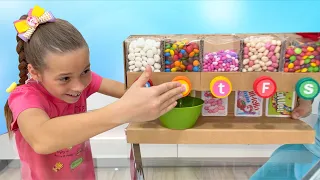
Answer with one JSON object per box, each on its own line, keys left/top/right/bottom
{"left": 172, "top": 76, "right": 192, "bottom": 97}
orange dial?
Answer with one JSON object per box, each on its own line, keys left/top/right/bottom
{"left": 172, "top": 76, "right": 192, "bottom": 97}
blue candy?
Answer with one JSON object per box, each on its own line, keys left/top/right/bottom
{"left": 193, "top": 66, "right": 199, "bottom": 72}
{"left": 180, "top": 49, "right": 186, "bottom": 54}
{"left": 165, "top": 60, "right": 171, "bottom": 65}
{"left": 165, "top": 69, "right": 171, "bottom": 72}
{"left": 165, "top": 52, "right": 170, "bottom": 57}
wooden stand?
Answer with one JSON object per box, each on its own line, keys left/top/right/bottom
{"left": 124, "top": 34, "right": 320, "bottom": 180}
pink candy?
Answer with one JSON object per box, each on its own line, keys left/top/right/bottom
{"left": 202, "top": 50, "right": 239, "bottom": 72}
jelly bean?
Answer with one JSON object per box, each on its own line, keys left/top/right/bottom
{"left": 163, "top": 39, "right": 201, "bottom": 72}
{"left": 242, "top": 36, "right": 282, "bottom": 72}
{"left": 203, "top": 49, "right": 239, "bottom": 72}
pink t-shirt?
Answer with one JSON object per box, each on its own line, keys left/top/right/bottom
{"left": 8, "top": 71, "right": 103, "bottom": 180}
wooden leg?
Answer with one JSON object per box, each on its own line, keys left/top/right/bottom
{"left": 130, "top": 144, "right": 145, "bottom": 180}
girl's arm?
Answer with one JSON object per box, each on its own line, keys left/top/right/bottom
{"left": 17, "top": 100, "right": 129, "bottom": 155}
{"left": 98, "top": 78, "right": 126, "bottom": 98}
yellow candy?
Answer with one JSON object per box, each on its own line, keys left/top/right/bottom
{"left": 288, "top": 63, "right": 294, "bottom": 69}
{"left": 295, "top": 70, "right": 301, "bottom": 73}
{"left": 171, "top": 68, "right": 177, "bottom": 72}
{"left": 303, "top": 56, "right": 309, "bottom": 60}
{"left": 179, "top": 44, "right": 184, "bottom": 49}
{"left": 172, "top": 44, "right": 177, "bottom": 50}
{"left": 6, "top": 82, "right": 17, "bottom": 93}
{"left": 165, "top": 49, "right": 170, "bottom": 53}
{"left": 307, "top": 47, "right": 314, "bottom": 52}
{"left": 301, "top": 68, "right": 308, "bottom": 72}
{"left": 311, "top": 62, "right": 317, "bottom": 67}
{"left": 170, "top": 50, "right": 174, "bottom": 56}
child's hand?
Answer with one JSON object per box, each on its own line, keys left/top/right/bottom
{"left": 120, "top": 65, "right": 185, "bottom": 123}
{"left": 291, "top": 99, "right": 313, "bottom": 119}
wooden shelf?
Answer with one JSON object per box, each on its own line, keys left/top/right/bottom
{"left": 126, "top": 72, "right": 320, "bottom": 92}
{"left": 126, "top": 72, "right": 201, "bottom": 90}
{"left": 125, "top": 116, "right": 315, "bottom": 144}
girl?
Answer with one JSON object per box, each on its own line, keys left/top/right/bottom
{"left": 250, "top": 98, "right": 319, "bottom": 180}
{"left": 4, "top": 5, "right": 185, "bottom": 180}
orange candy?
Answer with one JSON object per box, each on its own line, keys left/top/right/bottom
{"left": 189, "top": 52, "right": 195, "bottom": 57}
{"left": 193, "top": 60, "right": 200, "bottom": 66}
{"left": 284, "top": 67, "right": 289, "bottom": 72}
{"left": 180, "top": 64, "right": 186, "bottom": 70}
{"left": 174, "top": 61, "right": 181, "bottom": 67}
{"left": 193, "top": 49, "right": 199, "bottom": 53}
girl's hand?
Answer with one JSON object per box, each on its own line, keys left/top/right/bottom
{"left": 119, "top": 65, "right": 185, "bottom": 123}
{"left": 291, "top": 98, "right": 313, "bottom": 119}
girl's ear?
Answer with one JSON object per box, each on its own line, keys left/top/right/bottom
{"left": 27, "top": 64, "right": 42, "bottom": 82}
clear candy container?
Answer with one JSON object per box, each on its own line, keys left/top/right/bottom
{"left": 125, "top": 36, "right": 164, "bottom": 72}
{"left": 241, "top": 34, "right": 285, "bottom": 72}
{"left": 163, "top": 35, "right": 201, "bottom": 72}
{"left": 202, "top": 35, "right": 241, "bottom": 72}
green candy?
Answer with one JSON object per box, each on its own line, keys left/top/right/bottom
{"left": 304, "top": 59, "right": 311, "bottom": 64}
{"left": 194, "top": 53, "right": 199, "bottom": 57}
{"left": 316, "top": 42, "right": 320, "bottom": 46}
{"left": 309, "top": 55, "right": 315, "bottom": 59}
{"left": 290, "top": 56, "right": 296, "bottom": 61}
{"left": 313, "top": 66, "right": 319, "bottom": 72}
{"left": 308, "top": 67, "right": 313, "bottom": 72}
{"left": 166, "top": 45, "right": 171, "bottom": 49}
{"left": 294, "top": 48, "right": 302, "bottom": 54}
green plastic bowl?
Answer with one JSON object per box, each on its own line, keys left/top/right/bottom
{"left": 159, "top": 96, "right": 204, "bottom": 130}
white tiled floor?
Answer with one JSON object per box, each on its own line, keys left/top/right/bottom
{"left": 0, "top": 166, "right": 259, "bottom": 180}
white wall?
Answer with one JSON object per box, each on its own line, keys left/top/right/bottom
{"left": 1, "top": 93, "right": 319, "bottom": 160}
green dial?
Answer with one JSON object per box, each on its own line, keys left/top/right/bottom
{"left": 296, "top": 78, "right": 320, "bottom": 100}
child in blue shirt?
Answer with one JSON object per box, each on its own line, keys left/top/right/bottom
{"left": 250, "top": 97, "right": 320, "bottom": 180}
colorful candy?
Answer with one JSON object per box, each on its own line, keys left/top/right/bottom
{"left": 283, "top": 41, "right": 320, "bottom": 73}
{"left": 242, "top": 36, "right": 282, "bottom": 72}
{"left": 202, "top": 91, "right": 228, "bottom": 116}
{"left": 164, "top": 39, "right": 201, "bottom": 72}
{"left": 202, "top": 50, "right": 239, "bottom": 72}
{"left": 127, "top": 38, "right": 162, "bottom": 72}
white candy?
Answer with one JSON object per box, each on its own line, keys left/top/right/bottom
{"left": 154, "top": 55, "right": 160, "bottom": 62}
{"left": 135, "top": 61, "right": 142, "bottom": 68}
{"left": 128, "top": 53, "right": 135, "bottom": 61}
{"left": 129, "top": 65, "right": 135, "bottom": 70}
{"left": 142, "top": 61, "right": 148, "bottom": 67}
{"left": 128, "top": 38, "right": 162, "bottom": 72}
{"left": 142, "top": 56, "right": 147, "bottom": 61}
{"left": 146, "top": 50, "right": 154, "bottom": 58}
{"left": 135, "top": 57, "right": 142, "bottom": 62}
{"left": 134, "top": 48, "right": 141, "bottom": 53}
{"left": 147, "top": 58, "right": 155, "bottom": 65}
{"left": 154, "top": 63, "right": 161, "bottom": 69}
{"left": 140, "top": 50, "right": 146, "bottom": 56}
